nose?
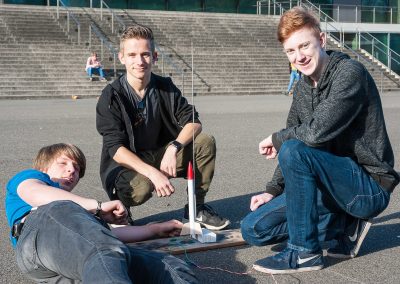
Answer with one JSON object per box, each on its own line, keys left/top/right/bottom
{"left": 294, "top": 49, "right": 305, "bottom": 62}
{"left": 66, "top": 163, "right": 75, "bottom": 173}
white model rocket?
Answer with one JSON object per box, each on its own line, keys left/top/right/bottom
{"left": 181, "top": 161, "right": 216, "bottom": 243}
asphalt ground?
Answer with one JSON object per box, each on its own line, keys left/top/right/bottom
{"left": 0, "top": 92, "right": 399, "bottom": 284}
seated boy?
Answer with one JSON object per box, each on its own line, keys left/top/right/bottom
{"left": 5, "top": 143, "right": 198, "bottom": 283}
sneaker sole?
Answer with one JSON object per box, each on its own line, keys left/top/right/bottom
{"left": 198, "top": 219, "right": 231, "bottom": 231}
{"left": 327, "top": 220, "right": 372, "bottom": 259}
{"left": 351, "top": 220, "right": 372, "bottom": 258}
{"left": 182, "top": 218, "right": 231, "bottom": 231}
{"left": 326, "top": 251, "right": 353, "bottom": 259}
{"left": 253, "top": 264, "right": 323, "bottom": 274}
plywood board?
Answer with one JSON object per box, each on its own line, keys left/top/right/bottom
{"left": 128, "top": 229, "right": 246, "bottom": 255}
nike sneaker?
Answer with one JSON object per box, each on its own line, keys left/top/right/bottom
{"left": 183, "top": 203, "right": 230, "bottom": 230}
{"left": 327, "top": 218, "right": 372, "bottom": 259}
{"left": 253, "top": 248, "right": 324, "bottom": 274}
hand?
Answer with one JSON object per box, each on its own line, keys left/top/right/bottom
{"left": 99, "top": 200, "right": 128, "bottom": 225}
{"left": 250, "top": 193, "right": 274, "bottom": 211}
{"left": 259, "top": 135, "right": 277, "bottom": 159}
{"left": 148, "top": 169, "right": 175, "bottom": 197}
{"left": 150, "top": 220, "right": 183, "bottom": 237}
{"left": 160, "top": 145, "right": 178, "bottom": 177}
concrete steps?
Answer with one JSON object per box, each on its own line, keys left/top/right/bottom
{"left": 0, "top": 4, "right": 398, "bottom": 99}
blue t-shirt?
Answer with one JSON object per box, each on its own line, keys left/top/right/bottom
{"left": 5, "top": 169, "right": 60, "bottom": 246}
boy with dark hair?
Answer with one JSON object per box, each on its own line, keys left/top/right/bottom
{"left": 241, "top": 6, "right": 398, "bottom": 274}
{"left": 5, "top": 143, "right": 198, "bottom": 283}
{"left": 96, "top": 24, "right": 229, "bottom": 230}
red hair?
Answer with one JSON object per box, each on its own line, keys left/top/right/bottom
{"left": 277, "top": 6, "right": 321, "bottom": 43}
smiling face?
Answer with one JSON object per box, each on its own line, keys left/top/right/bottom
{"left": 119, "top": 38, "right": 157, "bottom": 86}
{"left": 283, "top": 27, "right": 328, "bottom": 84}
{"left": 44, "top": 154, "right": 80, "bottom": 191}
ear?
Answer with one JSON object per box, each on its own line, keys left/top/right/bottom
{"left": 319, "top": 32, "right": 326, "bottom": 49}
{"left": 152, "top": 51, "right": 158, "bottom": 63}
{"left": 118, "top": 52, "right": 125, "bottom": 65}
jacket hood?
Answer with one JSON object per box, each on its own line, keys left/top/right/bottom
{"left": 317, "top": 51, "right": 350, "bottom": 90}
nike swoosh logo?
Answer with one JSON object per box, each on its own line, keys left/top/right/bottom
{"left": 196, "top": 216, "right": 204, "bottom": 222}
{"left": 349, "top": 221, "right": 360, "bottom": 242}
{"left": 297, "top": 255, "right": 320, "bottom": 265}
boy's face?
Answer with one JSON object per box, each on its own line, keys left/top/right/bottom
{"left": 283, "top": 27, "right": 326, "bottom": 82}
{"left": 44, "top": 154, "right": 80, "bottom": 191}
{"left": 118, "top": 38, "right": 157, "bottom": 82}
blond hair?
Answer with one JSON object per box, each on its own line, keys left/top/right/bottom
{"left": 33, "top": 143, "right": 86, "bottom": 178}
{"left": 120, "top": 24, "right": 155, "bottom": 52}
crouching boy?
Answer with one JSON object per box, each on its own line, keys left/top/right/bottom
{"left": 5, "top": 143, "right": 198, "bottom": 283}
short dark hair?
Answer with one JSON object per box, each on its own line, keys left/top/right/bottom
{"left": 33, "top": 143, "right": 86, "bottom": 178}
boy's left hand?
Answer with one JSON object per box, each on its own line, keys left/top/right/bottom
{"left": 152, "top": 220, "right": 183, "bottom": 237}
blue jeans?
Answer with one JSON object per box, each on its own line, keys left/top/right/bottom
{"left": 86, "top": 67, "right": 105, "bottom": 78}
{"left": 279, "top": 140, "right": 390, "bottom": 253}
{"left": 16, "top": 201, "right": 198, "bottom": 284}
{"left": 286, "top": 71, "right": 300, "bottom": 92}
{"left": 241, "top": 192, "right": 345, "bottom": 247}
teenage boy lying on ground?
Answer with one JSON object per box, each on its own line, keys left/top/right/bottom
{"left": 5, "top": 143, "right": 198, "bottom": 283}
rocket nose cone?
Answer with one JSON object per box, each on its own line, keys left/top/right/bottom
{"left": 187, "top": 161, "right": 194, "bottom": 180}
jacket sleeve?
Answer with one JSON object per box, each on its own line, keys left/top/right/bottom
{"left": 96, "top": 89, "right": 130, "bottom": 158}
{"left": 171, "top": 80, "right": 201, "bottom": 126}
{"left": 272, "top": 61, "right": 365, "bottom": 151}
{"left": 265, "top": 94, "right": 300, "bottom": 196}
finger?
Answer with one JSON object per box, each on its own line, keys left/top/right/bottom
{"left": 171, "top": 167, "right": 177, "bottom": 178}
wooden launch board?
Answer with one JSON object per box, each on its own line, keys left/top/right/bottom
{"left": 128, "top": 229, "right": 246, "bottom": 255}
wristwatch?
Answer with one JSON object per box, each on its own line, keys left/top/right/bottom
{"left": 170, "top": 140, "right": 183, "bottom": 152}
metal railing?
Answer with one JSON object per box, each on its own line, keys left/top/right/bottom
{"left": 89, "top": 23, "right": 118, "bottom": 76}
{"left": 99, "top": 0, "right": 126, "bottom": 34}
{"left": 256, "top": 0, "right": 400, "bottom": 78}
{"left": 256, "top": 1, "right": 398, "bottom": 23}
{"left": 305, "top": 3, "right": 397, "bottom": 24}
{"left": 155, "top": 44, "right": 185, "bottom": 94}
{"left": 56, "top": 0, "right": 81, "bottom": 44}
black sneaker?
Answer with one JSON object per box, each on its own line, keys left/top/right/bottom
{"left": 183, "top": 204, "right": 230, "bottom": 230}
{"left": 327, "top": 218, "right": 372, "bottom": 259}
{"left": 253, "top": 248, "right": 324, "bottom": 274}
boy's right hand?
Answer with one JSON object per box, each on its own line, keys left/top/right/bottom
{"left": 99, "top": 200, "right": 128, "bottom": 225}
{"left": 148, "top": 169, "right": 175, "bottom": 197}
{"left": 250, "top": 193, "right": 274, "bottom": 211}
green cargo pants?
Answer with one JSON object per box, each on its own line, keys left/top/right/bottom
{"left": 114, "top": 133, "right": 216, "bottom": 207}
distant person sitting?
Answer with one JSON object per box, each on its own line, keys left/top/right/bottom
{"left": 86, "top": 52, "right": 107, "bottom": 82}
{"left": 284, "top": 62, "right": 300, "bottom": 96}
{"left": 5, "top": 143, "right": 198, "bottom": 283}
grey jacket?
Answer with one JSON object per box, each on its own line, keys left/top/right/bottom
{"left": 267, "top": 51, "right": 399, "bottom": 196}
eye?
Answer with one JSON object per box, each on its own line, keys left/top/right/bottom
{"left": 301, "top": 42, "right": 310, "bottom": 49}
{"left": 285, "top": 50, "right": 295, "bottom": 55}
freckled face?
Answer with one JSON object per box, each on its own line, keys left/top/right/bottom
{"left": 283, "top": 27, "right": 327, "bottom": 83}
{"left": 44, "top": 155, "right": 80, "bottom": 191}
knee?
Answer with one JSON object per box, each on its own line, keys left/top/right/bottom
{"left": 195, "top": 133, "right": 216, "bottom": 156}
{"left": 129, "top": 178, "right": 153, "bottom": 206}
{"left": 278, "top": 139, "right": 308, "bottom": 168}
